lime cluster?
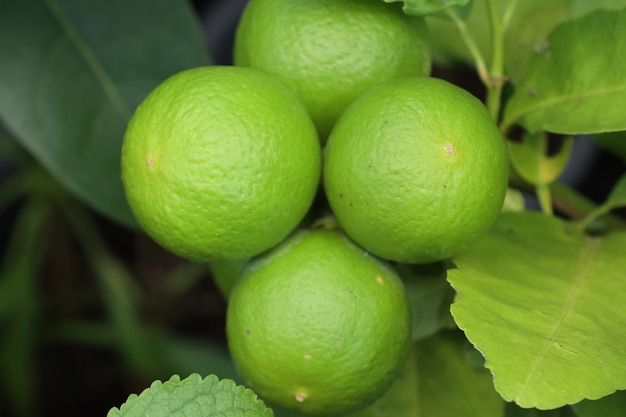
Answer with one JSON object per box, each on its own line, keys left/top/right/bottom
{"left": 121, "top": 0, "right": 509, "bottom": 416}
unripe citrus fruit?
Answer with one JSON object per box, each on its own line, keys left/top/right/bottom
{"left": 121, "top": 66, "right": 321, "bottom": 262}
{"left": 234, "top": 0, "right": 431, "bottom": 140}
{"left": 226, "top": 227, "right": 411, "bottom": 416}
{"left": 324, "top": 76, "right": 509, "bottom": 264}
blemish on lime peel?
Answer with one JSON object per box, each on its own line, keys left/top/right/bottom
{"left": 147, "top": 156, "right": 154, "bottom": 166}
{"left": 377, "top": 276, "right": 384, "bottom": 285}
{"left": 304, "top": 354, "right": 312, "bottom": 360}
{"left": 295, "top": 391, "right": 308, "bottom": 402}
{"left": 445, "top": 144, "right": 455, "bottom": 154}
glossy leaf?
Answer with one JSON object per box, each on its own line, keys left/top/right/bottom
{"left": 384, "top": 0, "right": 470, "bottom": 16}
{"left": 354, "top": 331, "right": 505, "bottom": 417}
{"left": 107, "top": 374, "right": 274, "bottom": 417}
{"left": 503, "top": 9, "right": 626, "bottom": 135}
{"left": 449, "top": 212, "right": 626, "bottom": 409}
{"left": 0, "top": 0, "right": 210, "bottom": 227}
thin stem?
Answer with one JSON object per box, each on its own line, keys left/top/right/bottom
{"left": 536, "top": 183, "right": 553, "bottom": 216}
{"left": 485, "top": 0, "right": 506, "bottom": 121}
{"left": 446, "top": 7, "right": 490, "bottom": 87}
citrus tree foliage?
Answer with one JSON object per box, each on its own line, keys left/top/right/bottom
{"left": 1, "top": 0, "right": 626, "bottom": 416}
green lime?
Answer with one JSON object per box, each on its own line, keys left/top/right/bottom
{"left": 324, "top": 76, "right": 509, "bottom": 264}
{"left": 121, "top": 66, "right": 321, "bottom": 261}
{"left": 234, "top": 0, "right": 430, "bottom": 140}
{"left": 226, "top": 227, "right": 411, "bottom": 416}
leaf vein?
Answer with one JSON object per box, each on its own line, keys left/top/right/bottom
{"left": 43, "top": 0, "right": 131, "bottom": 119}
{"left": 506, "top": 83, "right": 626, "bottom": 131}
{"left": 516, "top": 238, "right": 598, "bottom": 400}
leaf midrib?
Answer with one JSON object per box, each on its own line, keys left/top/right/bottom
{"left": 516, "top": 237, "right": 599, "bottom": 402}
{"left": 504, "top": 83, "right": 626, "bottom": 132}
{"left": 43, "top": 0, "right": 131, "bottom": 119}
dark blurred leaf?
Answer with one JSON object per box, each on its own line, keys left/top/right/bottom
{"left": 151, "top": 335, "right": 238, "bottom": 382}
{"left": 593, "top": 131, "right": 626, "bottom": 162}
{"left": 0, "top": 200, "right": 50, "bottom": 416}
{"left": 0, "top": 0, "right": 210, "bottom": 227}
{"left": 573, "top": 390, "right": 626, "bottom": 417}
{"left": 394, "top": 262, "right": 456, "bottom": 340}
{"left": 504, "top": 403, "right": 575, "bottom": 417}
{"left": 353, "top": 331, "right": 505, "bottom": 417}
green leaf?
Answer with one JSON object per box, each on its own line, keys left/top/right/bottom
{"left": 394, "top": 262, "right": 456, "bottom": 340}
{"left": 384, "top": 0, "right": 471, "bottom": 16}
{"left": 572, "top": 390, "right": 626, "bottom": 417}
{"left": 353, "top": 331, "right": 505, "bottom": 417}
{"left": 0, "top": 0, "right": 210, "bottom": 228}
{"left": 503, "top": 9, "right": 626, "bottom": 135}
{"left": 508, "top": 132, "right": 574, "bottom": 186}
{"left": 107, "top": 374, "right": 274, "bottom": 417}
{"left": 448, "top": 212, "right": 626, "bottom": 409}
